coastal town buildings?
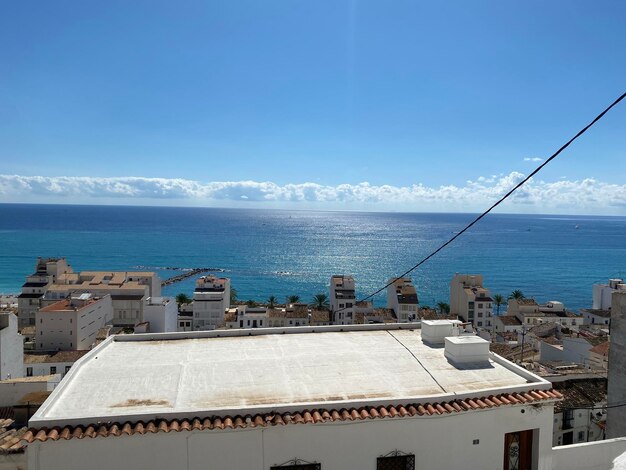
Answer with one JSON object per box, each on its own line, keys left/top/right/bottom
{"left": 17, "top": 258, "right": 74, "bottom": 327}
{"left": 40, "top": 270, "right": 160, "bottom": 327}
{"left": 449, "top": 274, "right": 493, "bottom": 330}
{"left": 26, "top": 323, "right": 563, "bottom": 470}
{"left": 0, "top": 313, "right": 23, "bottom": 380}
{"left": 36, "top": 293, "right": 113, "bottom": 351}
{"left": 386, "top": 277, "right": 419, "bottom": 322}
{"left": 506, "top": 299, "right": 582, "bottom": 330}
{"left": 329, "top": 275, "right": 356, "bottom": 325}
{"left": 191, "top": 275, "right": 230, "bottom": 330}
{"left": 552, "top": 378, "right": 607, "bottom": 446}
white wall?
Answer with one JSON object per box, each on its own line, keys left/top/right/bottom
{"left": 552, "top": 437, "right": 626, "bottom": 470}
{"left": 561, "top": 337, "right": 593, "bottom": 365}
{"left": 28, "top": 403, "right": 555, "bottom": 470}
{"left": 25, "top": 362, "right": 76, "bottom": 379}
{"left": 0, "top": 377, "right": 58, "bottom": 407}
{"left": 0, "top": 314, "right": 23, "bottom": 380}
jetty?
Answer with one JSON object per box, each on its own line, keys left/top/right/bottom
{"left": 161, "top": 268, "right": 224, "bottom": 287}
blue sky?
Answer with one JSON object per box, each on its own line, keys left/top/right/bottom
{"left": 1, "top": 1, "right": 625, "bottom": 213}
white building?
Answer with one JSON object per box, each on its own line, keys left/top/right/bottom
{"left": 24, "top": 351, "right": 90, "bottom": 379}
{"left": 36, "top": 294, "right": 113, "bottom": 351}
{"left": 143, "top": 297, "right": 178, "bottom": 333}
{"left": 387, "top": 278, "right": 419, "bottom": 322}
{"left": 17, "top": 258, "right": 74, "bottom": 327}
{"left": 450, "top": 274, "right": 493, "bottom": 330}
{"left": 192, "top": 276, "right": 230, "bottom": 330}
{"left": 0, "top": 313, "right": 23, "bottom": 380}
{"left": 581, "top": 308, "right": 611, "bottom": 327}
{"left": 25, "top": 324, "right": 564, "bottom": 470}
{"left": 592, "top": 278, "right": 625, "bottom": 311}
{"left": 329, "top": 275, "right": 356, "bottom": 325}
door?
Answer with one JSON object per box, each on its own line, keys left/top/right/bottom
{"left": 504, "top": 430, "right": 533, "bottom": 470}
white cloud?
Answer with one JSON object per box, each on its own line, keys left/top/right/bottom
{"left": 524, "top": 157, "right": 544, "bottom": 162}
{"left": 1, "top": 173, "right": 625, "bottom": 214}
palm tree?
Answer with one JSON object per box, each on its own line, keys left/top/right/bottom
{"left": 508, "top": 290, "right": 525, "bottom": 300}
{"left": 245, "top": 299, "right": 257, "bottom": 308}
{"left": 230, "top": 288, "right": 238, "bottom": 304}
{"left": 175, "top": 293, "right": 191, "bottom": 305}
{"left": 267, "top": 295, "right": 278, "bottom": 309}
{"left": 310, "top": 293, "right": 329, "bottom": 310}
{"left": 493, "top": 294, "right": 504, "bottom": 316}
{"left": 287, "top": 295, "right": 300, "bottom": 304}
{"left": 436, "top": 302, "right": 450, "bottom": 315}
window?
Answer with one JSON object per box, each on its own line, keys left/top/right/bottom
{"left": 577, "top": 431, "right": 585, "bottom": 442}
{"left": 50, "top": 366, "right": 57, "bottom": 374}
{"left": 26, "top": 367, "right": 33, "bottom": 377}
{"left": 377, "top": 452, "right": 415, "bottom": 470}
{"left": 478, "top": 303, "right": 483, "bottom": 308}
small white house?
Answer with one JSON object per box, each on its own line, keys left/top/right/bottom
{"left": 26, "top": 325, "right": 561, "bottom": 470}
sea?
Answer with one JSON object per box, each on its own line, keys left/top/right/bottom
{"left": 1, "top": 203, "right": 625, "bottom": 312}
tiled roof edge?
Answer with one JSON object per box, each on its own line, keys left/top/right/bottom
{"left": 23, "top": 389, "right": 562, "bottom": 444}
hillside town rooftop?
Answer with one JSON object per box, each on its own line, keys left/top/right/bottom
{"left": 31, "top": 324, "right": 553, "bottom": 428}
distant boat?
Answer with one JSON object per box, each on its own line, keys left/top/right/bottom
{"left": 575, "top": 225, "right": 580, "bottom": 229}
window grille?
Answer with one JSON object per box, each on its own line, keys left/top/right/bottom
{"left": 377, "top": 450, "right": 415, "bottom": 470}
{"left": 271, "top": 458, "right": 321, "bottom": 470}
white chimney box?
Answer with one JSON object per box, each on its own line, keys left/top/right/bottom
{"left": 422, "top": 319, "right": 463, "bottom": 345}
{"left": 444, "top": 336, "right": 490, "bottom": 364}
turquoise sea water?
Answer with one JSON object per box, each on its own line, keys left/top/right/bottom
{"left": 1, "top": 204, "right": 625, "bottom": 312}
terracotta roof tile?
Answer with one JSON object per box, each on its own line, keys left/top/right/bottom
{"left": 23, "top": 389, "right": 561, "bottom": 444}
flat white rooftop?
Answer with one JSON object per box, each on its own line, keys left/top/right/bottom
{"left": 32, "top": 325, "right": 550, "bottom": 427}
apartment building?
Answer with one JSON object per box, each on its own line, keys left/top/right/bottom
{"left": 192, "top": 275, "right": 230, "bottom": 330}
{"left": 17, "top": 258, "right": 74, "bottom": 327}
{"left": 41, "top": 270, "right": 160, "bottom": 327}
{"left": 26, "top": 324, "right": 562, "bottom": 470}
{"left": 329, "top": 275, "right": 355, "bottom": 325}
{"left": 36, "top": 294, "right": 113, "bottom": 351}
{"left": 450, "top": 274, "right": 493, "bottom": 329}
{"left": 387, "top": 278, "right": 419, "bottom": 322}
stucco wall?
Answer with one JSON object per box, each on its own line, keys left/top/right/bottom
{"left": 552, "top": 437, "right": 626, "bottom": 470}
{"left": 28, "top": 403, "right": 555, "bottom": 470}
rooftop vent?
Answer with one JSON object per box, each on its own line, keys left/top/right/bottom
{"left": 421, "top": 319, "right": 464, "bottom": 345}
{"left": 444, "top": 336, "right": 490, "bottom": 364}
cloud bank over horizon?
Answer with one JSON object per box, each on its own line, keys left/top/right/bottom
{"left": 1, "top": 173, "right": 625, "bottom": 215}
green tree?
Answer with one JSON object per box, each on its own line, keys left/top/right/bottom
{"left": 246, "top": 299, "right": 257, "bottom": 307}
{"left": 230, "top": 288, "right": 238, "bottom": 304}
{"left": 508, "top": 290, "right": 525, "bottom": 300}
{"left": 493, "top": 294, "right": 504, "bottom": 316}
{"left": 287, "top": 295, "right": 300, "bottom": 304}
{"left": 436, "top": 302, "right": 450, "bottom": 314}
{"left": 310, "top": 293, "right": 329, "bottom": 310}
{"left": 267, "top": 295, "right": 278, "bottom": 309}
{"left": 176, "top": 293, "right": 191, "bottom": 305}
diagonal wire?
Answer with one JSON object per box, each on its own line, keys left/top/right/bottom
{"left": 346, "top": 92, "right": 626, "bottom": 309}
